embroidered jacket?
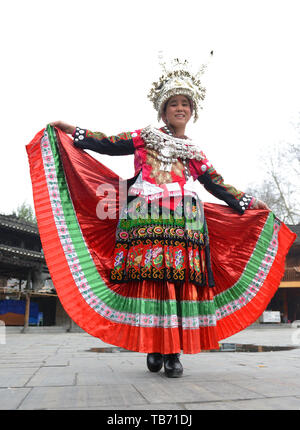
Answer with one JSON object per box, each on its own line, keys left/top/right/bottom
{"left": 73, "top": 127, "right": 255, "bottom": 214}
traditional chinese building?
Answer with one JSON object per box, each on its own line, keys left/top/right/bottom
{"left": 267, "top": 224, "right": 300, "bottom": 322}
{"left": 0, "top": 214, "right": 71, "bottom": 328}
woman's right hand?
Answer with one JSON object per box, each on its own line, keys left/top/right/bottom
{"left": 49, "top": 121, "right": 76, "bottom": 135}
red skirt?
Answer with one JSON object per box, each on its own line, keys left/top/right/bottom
{"left": 26, "top": 126, "right": 296, "bottom": 354}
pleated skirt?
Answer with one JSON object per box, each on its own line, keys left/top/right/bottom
{"left": 26, "top": 125, "right": 296, "bottom": 354}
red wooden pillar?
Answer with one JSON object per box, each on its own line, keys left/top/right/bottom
{"left": 22, "top": 270, "right": 32, "bottom": 333}
{"left": 22, "top": 292, "right": 31, "bottom": 333}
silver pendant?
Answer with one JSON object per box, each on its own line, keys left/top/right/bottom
{"left": 160, "top": 162, "right": 172, "bottom": 172}
{"left": 160, "top": 146, "right": 172, "bottom": 158}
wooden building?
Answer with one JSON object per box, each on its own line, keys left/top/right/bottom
{"left": 0, "top": 214, "right": 71, "bottom": 329}
{"left": 267, "top": 224, "right": 300, "bottom": 322}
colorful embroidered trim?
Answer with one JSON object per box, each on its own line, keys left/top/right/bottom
{"left": 39, "top": 126, "right": 282, "bottom": 330}
{"left": 86, "top": 130, "right": 133, "bottom": 143}
{"left": 110, "top": 197, "right": 208, "bottom": 286}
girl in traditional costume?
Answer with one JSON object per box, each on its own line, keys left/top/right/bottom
{"left": 26, "top": 55, "right": 296, "bottom": 378}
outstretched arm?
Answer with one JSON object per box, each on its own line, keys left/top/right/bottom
{"left": 189, "top": 154, "right": 269, "bottom": 214}
{"left": 49, "top": 121, "right": 135, "bottom": 156}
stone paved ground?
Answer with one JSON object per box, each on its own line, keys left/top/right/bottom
{"left": 0, "top": 326, "right": 300, "bottom": 410}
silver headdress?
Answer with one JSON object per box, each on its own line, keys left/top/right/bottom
{"left": 148, "top": 51, "right": 213, "bottom": 122}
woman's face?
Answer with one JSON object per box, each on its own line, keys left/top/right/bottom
{"left": 162, "top": 95, "right": 192, "bottom": 130}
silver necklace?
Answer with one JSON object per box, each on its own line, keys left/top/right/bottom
{"left": 141, "top": 125, "right": 203, "bottom": 178}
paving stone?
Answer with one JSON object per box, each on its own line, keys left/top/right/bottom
{"left": 234, "top": 378, "right": 300, "bottom": 397}
{"left": 18, "top": 384, "right": 147, "bottom": 409}
{"left": 234, "top": 396, "right": 300, "bottom": 410}
{"left": 0, "top": 355, "right": 48, "bottom": 363}
{"left": 76, "top": 371, "right": 117, "bottom": 386}
{"left": 3, "top": 328, "right": 300, "bottom": 410}
{"left": 44, "top": 356, "right": 70, "bottom": 366}
{"left": 187, "top": 396, "right": 300, "bottom": 410}
{"left": 133, "top": 381, "right": 222, "bottom": 404}
{"left": 0, "top": 362, "right": 44, "bottom": 368}
{"left": 195, "top": 380, "right": 264, "bottom": 400}
{"left": 55, "top": 403, "right": 186, "bottom": 410}
{"left": 184, "top": 400, "right": 240, "bottom": 410}
{"left": 0, "top": 388, "right": 31, "bottom": 409}
{"left": 26, "top": 366, "right": 76, "bottom": 387}
{"left": 68, "top": 356, "right": 104, "bottom": 367}
{"left": 0, "top": 368, "right": 40, "bottom": 388}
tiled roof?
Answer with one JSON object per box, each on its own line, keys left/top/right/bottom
{"left": 0, "top": 214, "right": 39, "bottom": 235}
{"left": 0, "top": 244, "right": 44, "bottom": 260}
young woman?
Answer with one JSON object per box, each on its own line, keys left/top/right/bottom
{"left": 27, "top": 58, "right": 296, "bottom": 378}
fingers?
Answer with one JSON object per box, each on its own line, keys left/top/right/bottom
{"left": 47, "top": 121, "right": 75, "bottom": 134}
{"left": 256, "top": 200, "right": 270, "bottom": 210}
{"left": 250, "top": 198, "right": 270, "bottom": 211}
{"left": 48, "top": 121, "right": 61, "bottom": 128}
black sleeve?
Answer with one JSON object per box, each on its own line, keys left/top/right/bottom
{"left": 73, "top": 127, "right": 135, "bottom": 156}
{"left": 198, "top": 170, "right": 254, "bottom": 214}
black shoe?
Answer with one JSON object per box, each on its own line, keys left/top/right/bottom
{"left": 147, "top": 353, "right": 163, "bottom": 372}
{"left": 163, "top": 353, "right": 183, "bottom": 378}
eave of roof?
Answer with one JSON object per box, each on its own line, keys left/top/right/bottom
{"left": 0, "top": 215, "right": 39, "bottom": 235}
